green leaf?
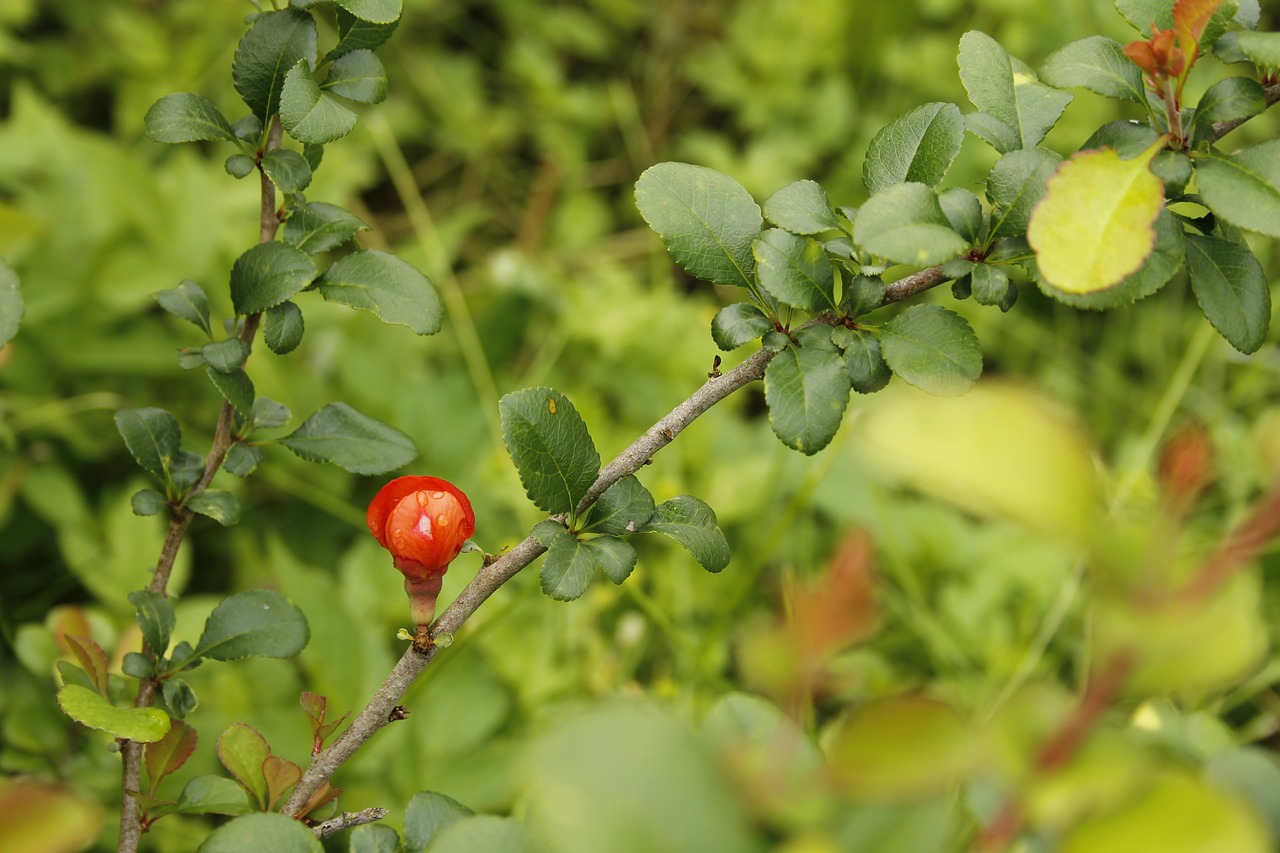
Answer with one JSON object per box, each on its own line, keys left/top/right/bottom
{"left": 970, "top": 264, "right": 1015, "bottom": 310}
{"left": 538, "top": 525, "right": 597, "bottom": 601}
{"left": 585, "top": 536, "right": 637, "bottom": 585}
{"left": 260, "top": 149, "right": 312, "bottom": 194}
{"left": 1027, "top": 140, "right": 1165, "bottom": 293}
{"left": 958, "top": 30, "right": 1073, "bottom": 150}
{"left": 712, "top": 303, "right": 774, "bottom": 351}
{"left": 499, "top": 387, "right": 601, "bottom": 516}
{"left": 231, "top": 114, "right": 263, "bottom": 143}
{"left": 129, "top": 590, "right": 175, "bottom": 657}
{"left": 216, "top": 723, "right": 269, "bottom": 809}
{"left": 278, "top": 402, "right": 416, "bottom": 474}
{"left": 1185, "top": 232, "right": 1270, "bottom": 354}
{"left": 937, "top": 188, "right": 984, "bottom": 244}
{"left": 642, "top": 495, "right": 731, "bottom": 572}
{"left": 193, "top": 589, "right": 310, "bottom": 662}
{"left": 252, "top": 397, "right": 292, "bottom": 429}
{"left": 144, "top": 93, "right": 236, "bottom": 143}
{"left": 0, "top": 259, "right": 20, "bottom": 346}
{"left": 334, "top": 0, "right": 402, "bottom": 25}
{"left": 206, "top": 368, "right": 255, "bottom": 420}
{"left": 1040, "top": 208, "right": 1184, "bottom": 310}
{"left": 280, "top": 60, "right": 358, "bottom": 145}
{"left": 880, "top": 304, "right": 982, "bottom": 396}
{"left": 842, "top": 331, "right": 892, "bottom": 394}
{"left": 162, "top": 678, "right": 198, "bottom": 719}
{"left": 114, "top": 408, "right": 182, "bottom": 487}
{"left": 402, "top": 791, "right": 474, "bottom": 853}
{"left": 64, "top": 634, "right": 109, "bottom": 696}
{"left": 198, "top": 813, "right": 323, "bottom": 853}
{"left": 635, "top": 162, "right": 762, "bottom": 288}
{"left": 153, "top": 280, "right": 212, "bottom": 336}
{"left": 56, "top": 684, "right": 171, "bottom": 742}
{"left": 350, "top": 825, "right": 401, "bottom": 853}
{"left": 185, "top": 489, "right": 241, "bottom": 527}
{"left": 173, "top": 775, "right": 254, "bottom": 816}
{"left": 328, "top": 8, "right": 399, "bottom": 60}
{"left": 764, "top": 333, "right": 850, "bottom": 454}
{"left": 1195, "top": 140, "right": 1280, "bottom": 237}
{"left": 322, "top": 49, "right": 388, "bottom": 104}
{"left": 225, "top": 154, "right": 255, "bottom": 179}
{"left": 986, "top": 148, "right": 1061, "bottom": 240}
{"left": 427, "top": 816, "right": 529, "bottom": 853}
{"left": 200, "top": 339, "right": 249, "bottom": 373}
{"left": 584, "top": 475, "right": 656, "bottom": 535}
{"left": 853, "top": 183, "right": 969, "bottom": 267}
{"left": 753, "top": 229, "right": 837, "bottom": 312}
{"left": 283, "top": 201, "right": 369, "bottom": 253}
{"left": 1237, "top": 31, "right": 1280, "bottom": 69}
{"left": 224, "top": 443, "right": 264, "bottom": 478}
{"left": 131, "top": 489, "right": 168, "bottom": 517}
{"left": 145, "top": 719, "right": 198, "bottom": 790}
{"left": 316, "top": 250, "right": 443, "bottom": 334}
{"left": 232, "top": 9, "right": 318, "bottom": 122}
{"left": 762, "top": 180, "right": 840, "bottom": 234}
{"left": 1191, "top": 77, "right": 1266, "bottom": 141}
{"left": 1039, "top": 36, "right": 1146, "bottom": 104}
{"left": 121, "top": 652, "right": 153, "bottom": 679}
{"left": 843, "top": 274, "right": 886, "bottom": 318}
{"left": 263, "top": 301, "right": 305, "bottom": 355}
{"left": 229, "top": 242, "right": 317, "bottom": 315}
{"left": 863, "top": 102, "right": 964, "bottom": 195}
{"left": 965, "top": 112, "right": 1020, "bottom": 154}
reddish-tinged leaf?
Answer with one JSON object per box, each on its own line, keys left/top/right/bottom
{"left": 64, "top": 635, "right": 110, "bottom": 698}
{"left": 1173, "top": 0, "right": 1223, "bottom": 63}
{"left": 217, "top": 723, "right": 270, "bottom": 810}
{"left": 51, "top": 607, "right": 93, "bottom": 656}
{"left": 299, "top": 691, "right": 326, "bottom": 726}
{"left": 263, "top": 755, "right": 302, "bottom": 811}
{"left": 145, "top": 720, "right": 199, "bottom": 795}
{"left": 789, "top": 531, "right": 880, "bottom": 657}
{"left": 298, "top": 782, "right": 342, "bottom": 819}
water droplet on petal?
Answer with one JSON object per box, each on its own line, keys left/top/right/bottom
{"left": 431, "top": 491, "right": 446, "bottom": 500}
{"left": 433, "top": 631, "right": 454, "bottom": 648}
{"left": 436, "top": 513, "right": 450, "bottom": 527}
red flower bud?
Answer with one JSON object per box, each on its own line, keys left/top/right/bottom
{"left": 367, "top": 476, "right": 476, "bottom": 627}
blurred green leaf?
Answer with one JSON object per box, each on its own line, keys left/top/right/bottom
{"left": 403, "top": 791, "right": 473, "bottom": 853}
{"left": 260, "top": 149, "right": 313, "bottom": 194}
{"left": 642, "top": 496, "right": 730, "bottom": 572}
{"left": 1185, "top": 231, "right": 1270, "bottom": 354}
{"left": 280, "top": 60, "right": 358, "bottom": 145}
{"left": 129, "top": 590, "right": 175, "bottom": 657}
{"left": 584, "top": 536, "right": 637, "bottom": 585}
{"left": 635, "top": 162, "right": 762, "bottom": 288}
{"left": 1237, "top": 31, "right": 1280, "bottom": 67}
{"left": 114, "top": 408, "right": 182, "bottom": 488}
{"left": 762, "top": 179, "right": 840, "bottom": 234}
{"left": 0, "top": 259, "right": 19, "bottom": 346}
{"left": 879, "top": 304, "right": 981, "bottom": 396}
{"left": 500, "top": 387, "right": 600, "bottom": 516}
{"left": 335, "top": 0, "right": 403, "bottom": 25}
{"left": 284, "top": 201, "right": 369, "bottom": 253}
{"left": 232, "top": 9, "right": 318, "bottom": 122}
{"left": 56, "top": 685, "right": 170, "bottom": 742}
{"left": 263, "top": 300, "right": 305, "bottom": 355}
{"left": 584, "top": 475, "right": 655, "bottom": 535}
{"left": 428, "top": 816, "right": 528, "bottom": 853}
{"left": 144, "top": 93, "right": 237, "bottom": 143}
{"left": 193, "top": 589, "right": 309, "bottom": 662}
{"left": 0, "top": 779, "right": 103, "bottom": 853}
{"left": 229, "top": 242, "right": 317, "bottom": 316}
{"left": 316, "top": 250, "right": 442, "bottom": 334}
{"left": 986, "top": 148, "right": 1061, "bottom": 240}
{"left": 1039, "top": 36, "right": 1146, "bottom": 103}
{"left": 853, "top": 183, "right": 969, "bottom": 266}
{"left": 1195, "top": 141, "right": 1280, "bottom": 237}
{"left": 198, "top": 812, "right": 323, "bottom": 853}
{"left": 185, "top": 489, "right": 241, "bottom": 526}
{"left": 958, "top": 30, "right": 1072, "bottom": 150}
{"left": 130, "top": 489, "right": 168, "bottom": 517}
{"left": 351, "top": 824, "right": 401, "bottom": 853}
{"left": 711, "top": 303, "right": 773, "bottom": 351}
{"left": 863, "top": 102, "right": 964, "bottom": 195}
{"left": 322, "top": 49, "right": 388, "bottom": 104}
{"left": 153, "top": 280, "right": 212, "bottom": 336}
{"left": 278, "top": 402, "right": 416, "bottom": 474}
{"left": 764, "top": 332, "right": 850, "bottom": 454}
{"left": 754, "top": 229, "right": 837, "bottom": 312}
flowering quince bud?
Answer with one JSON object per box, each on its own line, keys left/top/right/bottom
{"left": 366, "top": 476, "right": 476, "bottom": 629}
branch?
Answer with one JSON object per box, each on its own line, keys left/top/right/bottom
{"left": 116, "top": 118, "right": 284, "bottom": 853}
{"left": 1211, "top": 81, "right": 1280, "bottom": 141}
{"left": 311, "top": 807, "right": 390, "bottom": 839}
{"left": 283, "top": 263, "right": 953, "bottom": 815}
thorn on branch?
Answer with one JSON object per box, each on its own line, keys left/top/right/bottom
{"left": 387, "top": 705, "right": 410, "bottom": 723}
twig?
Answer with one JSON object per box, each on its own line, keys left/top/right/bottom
{"left": 311, "top": 807, "right": 390, "bottom": 839}
{"left": 1210, "top": 81, "right": 1280, "bottom": 140}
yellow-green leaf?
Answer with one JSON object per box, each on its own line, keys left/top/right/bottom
{"left": 1027, "top": 139, "right": 1165, "bottom": 294}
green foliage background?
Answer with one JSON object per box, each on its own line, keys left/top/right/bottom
{"left": 2, "top": 0, "right": 1279, "bottom": 850}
